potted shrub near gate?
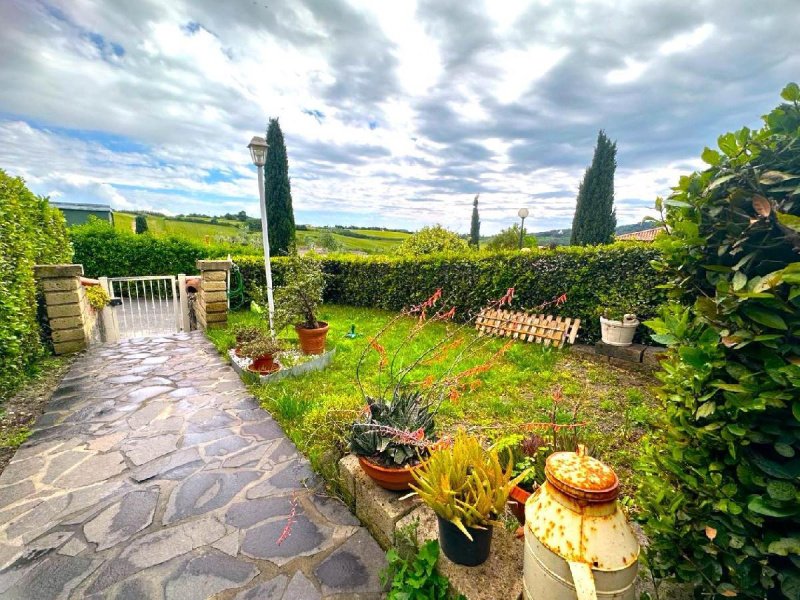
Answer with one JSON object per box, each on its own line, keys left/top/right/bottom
{"left": 409, "top": 431, "right": 528, "bottom": 566}
{"left": 240, "top": 333, "right": 283, "bottom": 374}
{"left": 273, "top": 256, "right": 328, "bottom": 355}
{"left": 232, "top": 324, "right": 261, "bottom": 357}
{"left": 350, "top": 390, "right": 436, "bottom": 491}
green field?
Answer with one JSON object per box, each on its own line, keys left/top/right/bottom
{"left": 115, "top": 212, "right": 411, "bottom": 254}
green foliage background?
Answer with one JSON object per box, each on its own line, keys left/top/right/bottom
{"left": 0, "top": 171, "right": 72, "bottom": 401}
{"left": 234, "top": 243, "right": 665, "bottom": 342}
{"left": 396, "top": 225, "right": 469, "bottom": 256}
{"left": 638, "top": 83, "right": 800, "bottom": 598}
{"left": 486, "top": 223, "right": 537, "bottom": 251}
{"left": 571, "top": 130, "right": 617, "bottom": 245}
{"left": 265, "top": 118, "right": 296, "bottom": 255}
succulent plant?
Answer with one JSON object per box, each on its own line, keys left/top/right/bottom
{"left": 409, "top": 431, "right": 528, "bottom": 540}
{"left": 350, "top": 389, "right": 435, "bottom": 467}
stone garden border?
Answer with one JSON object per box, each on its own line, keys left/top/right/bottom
{"left": 228, "top": 348, "right": 336, "bottom": 384}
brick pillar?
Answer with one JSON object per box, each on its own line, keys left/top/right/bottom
{"left": 34, "top": 264, "right": 89, "bottom": 354}
{"left": 196, "top": 259, "right": 232, "bottom": 330}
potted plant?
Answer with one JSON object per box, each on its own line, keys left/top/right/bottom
{"left": 232, "top": 324, "right": 261, "bottom": 357}
{"left": 273, "top": 256, "right": 328, "bottom": 355}
{"left": 409, "top": 431, "right": 527, "bottom": 566}
{"left": 599, "top": 308, "right": 639, "bottom": 346}
{"left": 240, "top": 333, "right": 283, "bottom": 374}
{"left": 350, "top": 389, "right": 435, "bottom": 491}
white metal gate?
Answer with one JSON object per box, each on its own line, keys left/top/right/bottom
{"left": 106, "top": 275, "right": 182, "bottom": 340}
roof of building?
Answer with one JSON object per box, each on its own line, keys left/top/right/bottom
{"left": 616, "top": 226, "right": 665, "bottom": 242}
{"left": 52, "top": 202, "right": 113, "bottom": 212}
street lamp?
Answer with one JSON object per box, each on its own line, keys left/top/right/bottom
{"left": 248, "top": 135, "right": 275, "bottom": 336}
{"left": 517, "top": 207, "right": 529, "bottom": 249}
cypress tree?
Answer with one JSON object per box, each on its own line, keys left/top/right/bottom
{"left": 570, "top": 130, "right": 617, "bottom": 245}
{"left": 469, "top": 194, "right": 480, "bottom": 248}
{"left": 265, "top": 118, "right": 296, "bottom": 255}
{"left": 134, "top": 214, "right": 148, "bottom": 234}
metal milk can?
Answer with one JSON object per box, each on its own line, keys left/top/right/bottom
{"left": 523, "top": 447, "right": 639, "bottom": 600}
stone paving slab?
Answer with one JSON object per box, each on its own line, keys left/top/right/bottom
{"left": 0, "top": 332, "right": 385, "bottom": 599}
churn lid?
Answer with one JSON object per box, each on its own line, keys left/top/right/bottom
{"left": 545, "top": 447, "right": 619, "bottom": 503}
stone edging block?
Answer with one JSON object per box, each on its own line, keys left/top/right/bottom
{"left": 34, "top": 264, "right": 84, "bottom": 278}
{"left": 197, "top": 259, "right": 233, "bottom": 271}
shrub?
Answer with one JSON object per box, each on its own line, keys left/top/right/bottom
{"left": 396, "top": 225, "right": 469, "bottom": 255}
{"left": 485, "top": 223, "right": 537, "bottom": 251}
{"left": 638, "top": 83, "right": 800, "bottom": 598}
{"left": 134, "top": 214, "right": 148, "bottom": 234}
{"left": 0, "top": 171, "right": 72, "bottom": 401}
{"left": 70, "top": 218, "right": 222, "bottom": 277}
{"left": 233, "top": 243, "right": 665, "bottom": 342}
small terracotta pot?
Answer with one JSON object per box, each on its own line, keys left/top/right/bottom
{"left": 234, "top": 346, "right": 244, "bottom": 358}
{"left": 358, "top": 456, "right": 417, "bottom": 491}
{"left": 508, "top": 484, "right": 532, "bottom": 525}
{"left": 295, "top": 321, "right": 329, "bottom": 355}
{"left": 247, "top": 353, "right": 279, "bottom": 374}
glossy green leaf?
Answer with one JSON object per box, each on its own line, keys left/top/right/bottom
{"left": 742, "top": 306, "right": 788, "bottom": 330}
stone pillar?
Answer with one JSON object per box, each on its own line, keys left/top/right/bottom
{"left": 196, "top": 259, "right": 232, "bottom": 330}
{"left": 34, "top": 264, "right": 89, "bottom": 354}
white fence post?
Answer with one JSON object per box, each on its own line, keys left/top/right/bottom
{"left": 98, "top": 276, "right": 120, "bottom": 343}
{"left": 178, "top": 274, "right": 190, "bottom": 332}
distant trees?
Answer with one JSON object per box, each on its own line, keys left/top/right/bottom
{"left": 265, "top": 118, "right": 296, "bottom": 255}
{"left": 396, "top": 225, "right": 469, "bottom": 255}
{"left": 570, "top": 130, "right": 617, "bottom": 245}
{"left": 134, "top": 214, "right": 148, "bottom": 234}
{"left": 486, "top": 224, "right": 537, "bottom": 251}
{"left": 470, "top": 195, "right": 480, "bottom": 248}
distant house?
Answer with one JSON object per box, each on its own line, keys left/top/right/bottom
{"left": 52, "top": 202, "right": 114, "bottom": 227}
{"left": 616, "top": 226, "right": 665, "bottom": 242}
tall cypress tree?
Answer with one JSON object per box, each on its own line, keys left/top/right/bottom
{"left": 470, "top": 194, "right": 480, "bottom": 248}
{"left": 570, "top": 130, "right": 617, "bottom": 245}
{"left": 265, "top": 118, "right": 296, "bottom": 255}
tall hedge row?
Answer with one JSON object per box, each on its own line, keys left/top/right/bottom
{"left": 233, "top": 243, "right": 666, "bottom": 342}
{"left": 70, "top": 219, "right": 226, "bottom": 277}
{"left": 0, "top": 171, "right": 72, "bottom": 401}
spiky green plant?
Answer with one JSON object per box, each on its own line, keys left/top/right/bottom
{"left": 409, "top": 431, "right": 528, "bottom": 540}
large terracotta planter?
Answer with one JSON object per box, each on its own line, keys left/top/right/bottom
{"left": 295, "top": 321, "right": 329, "bottom": 355}
{"left": 358, "top": 456, "right": 417, "bottom": 491}
{"left": 247, "top": 353, "right": 279, "bottom": 375}
{"left": 508, "top": 484, "right": 533, "bottom": 524}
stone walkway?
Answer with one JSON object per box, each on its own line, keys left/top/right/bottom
{"left": 0, "top": 333, "right": 385, "bottom": 599}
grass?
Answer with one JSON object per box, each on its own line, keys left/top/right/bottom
{"left": 296, "top": 229, "right": 409, "bottom": 254}
{"left": 207, "top": 304, "right": 659, "bottom": 498}
{"left": 115, "top": 212, "right": 242, "bottom": 240}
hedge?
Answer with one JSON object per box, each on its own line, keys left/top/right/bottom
{"left": 0, "top": 171, "right": 72, "bottom": 401}
{"left": 232, "top": 243, "right": 666, "bottom": 342}
{"left": 70, "top": 219, "right": 229, "bottom": 278}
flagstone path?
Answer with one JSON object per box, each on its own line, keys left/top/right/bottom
{"left": 0, "top": 333, "right": 385, "bottom": 599}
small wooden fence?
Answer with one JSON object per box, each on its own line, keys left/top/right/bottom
{"left": 475, "top": 309, "right": 580, "bottom": 348}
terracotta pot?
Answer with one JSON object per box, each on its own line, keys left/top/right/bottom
{"left": 358, "top": 456, "right": 417, "bottom": 491}
{"left": 295, "top": 321, "right": 329, "bottom": 355}
{"left": 508, "top": 484, "right": 532, "bottom": 525}
{"left": 234, "top": 346, "right": 244, "bottom": 358}
{"left": 247, "top": 353, "right": 279, "bottom": 374}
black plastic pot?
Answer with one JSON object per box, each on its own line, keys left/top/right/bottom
{"left": 436, "top": 515, "right": 493, "bottom": 566}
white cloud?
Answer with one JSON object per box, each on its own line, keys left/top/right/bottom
{"left": 658, "top": 23, "right": 715, "bottom": 56}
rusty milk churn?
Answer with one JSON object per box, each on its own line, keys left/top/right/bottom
{"left": 523, "top": 447, "right": 639, "bottom": 599}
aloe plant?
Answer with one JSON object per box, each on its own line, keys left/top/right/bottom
{"left": 409, "top": 431, "right": 528, "bottom": 540}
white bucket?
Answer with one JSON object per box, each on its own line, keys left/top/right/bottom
{"left": 599, "top": 315, "right": 638, "bottom": 346}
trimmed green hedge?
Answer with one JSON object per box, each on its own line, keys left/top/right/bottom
{"left": 71, "top": 219, "right": 229, "bottom": 277}
{"left": 233, "top": 243, "right": 666, "bottom": 342}
{"left": 0, "top": 171, "right": 72, "bottom": 401}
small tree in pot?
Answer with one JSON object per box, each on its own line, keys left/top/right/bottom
{"left": 240, "top": 332, "right": 283, "bottom": 374}
{"left": 272, "top": 256, "right": 328, "bottom": 354}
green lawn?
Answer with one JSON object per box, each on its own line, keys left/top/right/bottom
{"left": 115, "top": 212, "right": 243, "bottom": 240}
{"left": 296, "top": 229, "right": 406, "bottom": 254}
{"left": 207, "top": 304, "right": 658, "bottom": 498}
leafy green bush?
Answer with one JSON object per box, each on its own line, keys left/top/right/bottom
{"left": 396, "top": 225, "right": 469, "bottom": 255}
{"left": 70, "top": 218, "right": 228, "bottom": 277}
{"left": 234, "top": 243, "right": 664, "bottom": 342}
{"left": 0, "top": 171, "right": 72, "bottom": 401}
{"left": 485, "top": 223, "right": 537, "bottom": 251}
{"left": 638, "top": 83, "right": 800, "bottom": 598}
{"left": 383, "top": 520, "right": 453, "bottom": 600}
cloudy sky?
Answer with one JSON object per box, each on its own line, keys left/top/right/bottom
{"left": 1, "top": 1, "right": 797, "bottom": 234}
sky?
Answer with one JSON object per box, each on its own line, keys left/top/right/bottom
{"left": 0, "top": 1, "right": 798, "bottom": 235}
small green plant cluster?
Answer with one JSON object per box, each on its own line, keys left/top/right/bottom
{"left": 233, "top": 242, "right": 665, "bottom": 342}
{"left": 231, "top": 323, "right": 262, "bottom": 346}
{"left": 351, "top": 390, "right": 436, "bottom": 467}
{"left": 382, "top": 520, "right": 455, "bottom": 600}
{"left": 85, "top": 285, "right": 110, "bottom": 310}
{"left": 638, "top": 83, "right": 800, "bottom": 598}
{"left": 410, "top": 431, "right": 527, "bottom": 539}
{"left": 0, "top": 171, "right": 72, "bottom": 401}
{"left": 395, "top": 225, "right": 469, "bottom": 256}
{"left": 485, "top": 223, "right": 537, "bottom": 251}
{"left": 238, "top": 333, "right": 283, "bottom": 359}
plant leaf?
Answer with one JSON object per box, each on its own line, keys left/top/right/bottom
{"left": 752, "top": 195, "right": 772, "bottom": 217}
